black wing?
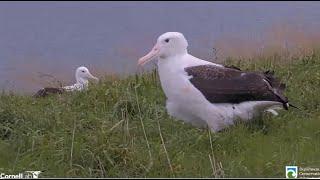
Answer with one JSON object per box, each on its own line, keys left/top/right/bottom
{"left": 185, "top": 65, "right": 289, "bottom": 109}
{"left": 33, "top": 87, "right": 65, "bottom": 98}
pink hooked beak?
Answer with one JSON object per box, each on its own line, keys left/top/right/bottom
{"left": 138, "top": 44, "right": 160, "bottom": 66}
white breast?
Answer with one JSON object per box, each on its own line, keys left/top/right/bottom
{"left": 157, "top": 54, "right": 221, "bottom": 103}
{"left": 63, "top": 83, "right": 86, "bottom": 92}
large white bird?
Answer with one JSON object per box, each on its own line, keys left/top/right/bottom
{"left": 34, "top": 66, "right": 99, "bottom": 97}
{"left": 138, "top": 32, "right": 295, "bottom": 132}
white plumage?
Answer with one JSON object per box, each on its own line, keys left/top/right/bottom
{"left": 138, "top": 32, "right": 289, "bottom": 132}
{"left": 62, "top": 66, "right": 99, "bottom": 92}
{"left": 33, "top": 66, "right": 99, "bottom": 98}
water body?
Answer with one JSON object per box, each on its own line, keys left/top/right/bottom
{"left": 0, "top": 1, "right": 319, "bottom": 93}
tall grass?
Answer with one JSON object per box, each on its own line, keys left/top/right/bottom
{"left": 0, "top": 51, "right": 319, "bottom": 178}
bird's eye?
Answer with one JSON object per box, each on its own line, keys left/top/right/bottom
{"left": 82, "top": 70, "right": 85, "bottom": 73}
{"left": 165, "top": 38, "right": 170, "bottom": 43}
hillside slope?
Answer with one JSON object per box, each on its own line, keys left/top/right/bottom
{"left": 0, "top": 53, "right": 319, "bottom": 178}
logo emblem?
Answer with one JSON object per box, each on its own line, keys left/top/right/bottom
{"left": 286, "top": 166, "right": 298, "bottom": 178}
{"left": 25, "top": 171, "right": 42, "bottom": 178}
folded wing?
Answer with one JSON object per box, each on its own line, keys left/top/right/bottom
{"left": 184, "top": 65, "right": 289, "bottom": 109}
{"left": 33, "top": 87, "right": 65, "bottom": 98}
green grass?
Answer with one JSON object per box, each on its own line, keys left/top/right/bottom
{"left": 0, "top": 52, "right": 319, "bottom": 178}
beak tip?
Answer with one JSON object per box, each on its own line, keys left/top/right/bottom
{"left": 137, "top": 44, "right": 159, "bottom": 67}
{"left": 137, "top": 60, "right": 144, "bottom": 67}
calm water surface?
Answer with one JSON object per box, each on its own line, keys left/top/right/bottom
{"left": 0, "top": 1, "right": 319, "bottom": 93}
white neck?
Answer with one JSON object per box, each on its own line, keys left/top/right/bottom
{"left": 158, "top": 52, "right": 188, "bottom": 65}
{"left": 175, "top": 48, "right": 188, "bottom": 56}
{"left": 157, "top": 52, "right": 223, "bottom": 75}
{"left": 76, "top": 77, "right": 88, "bottom": 86}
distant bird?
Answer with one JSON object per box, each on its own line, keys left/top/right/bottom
{"left": 138, "top": 32, "right": 296, "bottom": 132}
{"left": 34, "top": 66, "right": 99, "bottom": 98}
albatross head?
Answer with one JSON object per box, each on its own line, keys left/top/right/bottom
{"left": 138, "top": 32, "right": 188, "bottom": 66}
{"left": 75, "top": 66, "right": 99, "bottom": 84}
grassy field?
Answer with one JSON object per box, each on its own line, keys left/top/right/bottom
{"left": 0, "top": 52, "right": 319, "bottom": 178}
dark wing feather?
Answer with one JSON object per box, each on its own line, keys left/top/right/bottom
{"left": 33, "top": 87, "right": 65, "bottom": 98}
{"left": 224, "top": 65, "right": 242, "bottom": 71}
{"left": 185, "top": 65, "right": 289, "bottom": 109}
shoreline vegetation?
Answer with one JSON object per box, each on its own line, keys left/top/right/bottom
{"left": 0, "top": 51, "right": 319, "bottom": 178}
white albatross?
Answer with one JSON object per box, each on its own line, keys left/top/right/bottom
{"left": 138, "top": 32, "right": 296, "bottom": 132}
{"left": 34, "top": 66, "right": 99, "bottom": 97}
